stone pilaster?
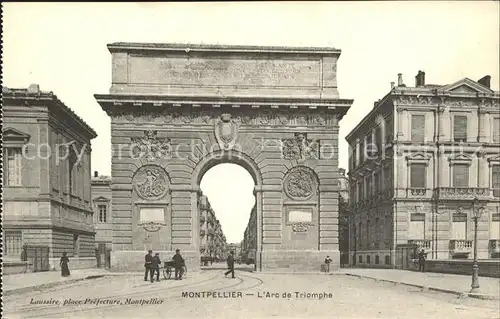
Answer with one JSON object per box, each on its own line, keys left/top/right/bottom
{"left": 478, "top": 109, "right": 490, "bottom": 143}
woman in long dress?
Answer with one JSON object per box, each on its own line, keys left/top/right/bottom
{"left": 60, "top": 252, "right": 70, "bottom": 277}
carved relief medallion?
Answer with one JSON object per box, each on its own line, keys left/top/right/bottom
{"left": 130, "top": 130, "right": 172, "bottom": 160}
{"left": 133, "top": 165, "right": 169, "bottom": 200}
{"left": 284, "top": 167, "right": 317, "bottom": 200}
{"left": 282, "top": 133, "right": 319, "bottom": 160}
{"left": 214, "top": 113, "right": 239, "bottom": 150}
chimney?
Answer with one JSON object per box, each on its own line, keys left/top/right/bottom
{"left": 415, "top": 70, "right": 426, "bottom": 87}
{"left": 478, "top": 75, "right": 491, "bottom": 88}
{"left": 27, "top": 84, "right": 40, "bottom": 94}
{"left": 397, "top": 73, "right": 405, "bottom": 87}
{"left": 94, "top": 171, "right": 98, "bottom": 178}
{"left": 390, "top": 82, "right": 395, "bottom": 89}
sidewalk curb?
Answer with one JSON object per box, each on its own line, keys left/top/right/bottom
{"left": 4, "top": 275, "right": 106, "bottom": 297}
{"left": 344, "top": 273, "right": 500, "bottom": 301}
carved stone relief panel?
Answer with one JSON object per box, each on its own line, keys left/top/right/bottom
{"left": 113, "top": 109, "right": 333, "bottom": 128}
{"left": 133, "top": 165, "right": 169, "bottom": 200}
{"left": 130, "top": 130, "right": 172, "bottom": 160}
{"left": 282, "top": 133, "right": 319, "bottom": 160}
{"left": 283, "top": 166, "right": 318, "bottom": 201}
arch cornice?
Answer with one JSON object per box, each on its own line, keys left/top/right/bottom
{"left": 191, "top": 150, "right": 263, "bottom": 188}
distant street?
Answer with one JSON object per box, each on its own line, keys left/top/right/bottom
{"left": 4, "top": 266, "right": 499, "bottom": 319}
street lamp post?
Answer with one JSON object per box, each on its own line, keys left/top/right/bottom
{"left": 470, "top": 196, "right": 485, "bottom": 294}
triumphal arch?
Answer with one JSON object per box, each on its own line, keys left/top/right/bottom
{"left": 95, "top": 42, "right": 352, "bottom": 272}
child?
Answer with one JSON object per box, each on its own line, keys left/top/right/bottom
{"left": 324, "top": 256, "right": 333, "bottom": 273}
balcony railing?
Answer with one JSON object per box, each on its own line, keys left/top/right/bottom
{"left": 449, "top": 239, "right": 472, "bottom": 255}
{"left": 407, "top": 240, "right": 431, "bottom": 250}
{"left": 406, "top": 188, "right": 428, "bottom": 198}
{"left": 437, "top": 187, "right": 491, "bottom": 200}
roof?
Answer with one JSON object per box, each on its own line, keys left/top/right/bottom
{"left": 107, "top": 42, "right": 342, "bottom": 55}
{"left": 346, "top": 76, "right": 499, "bottom": 141}
{"left": 2, "top": 85, "right": 98, "bottom": 139}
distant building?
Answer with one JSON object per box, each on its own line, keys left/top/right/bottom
{"left": 198, "top": 194, "right": 227, "bottom": 262}
{"left": 338, "top": 168, "right": 350, "bottom": 266}
{"left": 346, "top": 73, "right": 500, "bottom": 268}
{"left": 242, "top": 205, "right": 257, "bottom": 264}
{"left": 91, "top": 171, "right": 112, "bottom": 268}
{"left": 2, "top": 84, "right": 97, "bottom": 271}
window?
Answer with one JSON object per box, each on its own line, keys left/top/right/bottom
{"left": 409, "top": 213, "right": 425, "bottom": 240}
{"left": 375, "top": 126, "right": 382, "bottom": 157}
{"left": 374, "top": 172, "right": 380, "bottom": 195}
{"left": 68, "top": 149, "right": 77, "bottom": 194}
{"left": 410, "top": 164, "right": 426, "bottom": 188}
{"left": 73, "top": 234, "right": 80, "bottom": 257}
{"left": 359, "top": 141, "right": 365, "bottom": 163}
{"left": 491, "top": 214, "right": 500, "bottom": 240}
{"left": 493, "top": 165, "right": 500, "bottom": 197}
{"left": 453, "top": 115, "right": 468, "bottom": 142}
{"left": 384, "top": 166, "right": 391, "bottom": 190}
{"left": 357, "top": 182, "right": 363, "bottom": 201}
{"left": 453, "top": 164, "right": 469, "bottom": 187}
{"left": 366, "top": 175, "right": 372, "bottom": 197}
{"left": 494, "top": 118, "right": 500, "bottom": 143}
{"left": 452, "top": 213, "right": 467, "bottom": 240}
{"left": 98, "top": 204, "right": 107, "bottom": 223}
{"left": 5, "top": 231, "right": 23, "bottom": 256}
{"left": 3, "top": 147, "right": 22, "bottom": 186}
{"left": 411, "top": 114, "right": 425, "bottom": 142}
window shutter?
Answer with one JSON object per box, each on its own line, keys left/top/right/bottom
{"left": 411, "top": 115, "right": 425, "bottom": 142}
{"left": 453, "top": 164, "right": 469, "bottom": 187}
{"left": 492, "top": 165, "right": 500, "bottom": 197}
{"left": 454, "top": 115, "right": 468, "bottom": 141}
{"left": 410, "top": 164, "right": 426, "bottom": 188}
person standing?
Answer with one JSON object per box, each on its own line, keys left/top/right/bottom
{"left": 153, "top": 253, "right": 161, "bottom": 282}
{"left": 150, "top": 252, "right": 160, "bottom": 282}
{"left": 324, "top": 255, "right": 333, "bottom": 273}
{"left": 144, "top": 250, "right": 153, "bottom": 281}
{"left": 172, "top": 249, "right": 184, "bottom": 280}
{"left": 60, "top": 252, "right": 70, "bottom": 277}
{"left": 418, "top": 249, "right": 427, "bottom": 272}
{"left": 224, "top": 251, "right": 235, "bottom": 279}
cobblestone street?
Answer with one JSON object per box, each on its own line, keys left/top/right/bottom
{"left": 4, "top": 269, "right": 499, "bottom": 319}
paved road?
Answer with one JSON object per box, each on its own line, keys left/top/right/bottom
{"left": 4, "top": 269, "right": 499, "bottom": 319}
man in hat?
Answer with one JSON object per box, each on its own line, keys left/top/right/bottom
{"left": 151, "top": 253, "right": 161, "bottom": 282}
{"left": 224, "top": 251, "right": 235, "bottom": 279}
{"left": 418, "top": 249, "right": 427, "bottom": 272}
{"left": 324, "top": 255, "right": 333, "bottom": 273}
{"left": 172, "top": 249, "right": 184, "bottom": 280}
{"left": 144, "top": 250, "right": 153, "bottom": 281}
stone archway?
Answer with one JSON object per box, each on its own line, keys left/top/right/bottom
{"left": 95, "top": 42, "right": 353, "bottom": 272}
{"left": 192, "top": 150, "right": 263, "bottom": 270}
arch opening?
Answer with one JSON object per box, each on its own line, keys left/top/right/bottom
{"left": 194, "top": 151, "right": 261, "bottom": 271}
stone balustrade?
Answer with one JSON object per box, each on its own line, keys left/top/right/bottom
{"left": 437, "top": 187, "right": 492, "bottom": 200}
{"left": 407, "top": 239, "right": 431, "bottom": 250}
{"left": 449, "top": 239, "right": 473, "bottom": 256}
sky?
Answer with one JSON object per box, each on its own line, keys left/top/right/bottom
{"left": 3, "top": 2, "right": 499, "bottom": 243}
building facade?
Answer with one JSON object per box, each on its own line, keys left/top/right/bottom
{"left": 337, "top": 168, "right": 350, "bottom": 266}
{"left": 198, "top": 194, "right": 228, "bottom": 262}
{"left": 2, "top": 84, "right": 97, "bottom": 270}
{"left": 346, "top": 73, "right": 500, "bottom": 268}
{"left": 91, "top": 171, "right": 112, "bottom": 268}
{"left": 242, "top": 205, "right": 257, "bottom": 264}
